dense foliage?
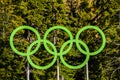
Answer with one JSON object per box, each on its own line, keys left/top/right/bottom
{"left": 0, "top": 0, "right": 120, "bottom": 80}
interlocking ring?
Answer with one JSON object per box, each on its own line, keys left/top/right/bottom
{"left": 10, "top": 25, "right": 106, "bottom": 69}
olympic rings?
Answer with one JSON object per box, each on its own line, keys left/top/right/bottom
{"left": 10, "top": 25, "right": 106, "bottom": 69}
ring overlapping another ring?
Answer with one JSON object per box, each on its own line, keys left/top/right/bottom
{"left": 10, "top": 25, "right": 106, "bottom": 69}
{"left": 10, "top": 26, "right": 41, "bottom": 56}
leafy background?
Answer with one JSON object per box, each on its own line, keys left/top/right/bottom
{"left": 0, "top": 0, "right": 120, "bottom": 80}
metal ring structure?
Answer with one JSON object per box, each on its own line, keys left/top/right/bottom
{"left": 10, "top": 25, "right": 106, "bottom": 69}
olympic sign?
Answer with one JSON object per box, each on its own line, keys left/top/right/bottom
{"left": 10, "top": 25, "right": 106, "bottom": 69}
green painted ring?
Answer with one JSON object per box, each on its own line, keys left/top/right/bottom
{"left": 76, "top": 25, "right": 106, "bottom": 56}
{"left": 27, "top": 40, "right": 57, "bottom": 69}
{"left": 60, "top": 39, "right": 90, "bottom": 69}
{"left": 43, "top": 26, "right": 73, "bottom": 55}
{"left": 10, "top": 26, "right": 41, "bottom": 56}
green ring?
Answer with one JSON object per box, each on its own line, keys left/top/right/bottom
{"left": 10, "top": 26, "right": 41, "bottom": 56}
{"left": 27, "top": 40, "right": 57, "bottom": 69}
{"left": 43, "top": 26, "right": 73, "bottom": 55}
{"left": 60, "top": 39, "right": 90, "bottom": 69}
{"left": 76, "top": 25, "right": 106, "bottom": 56}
